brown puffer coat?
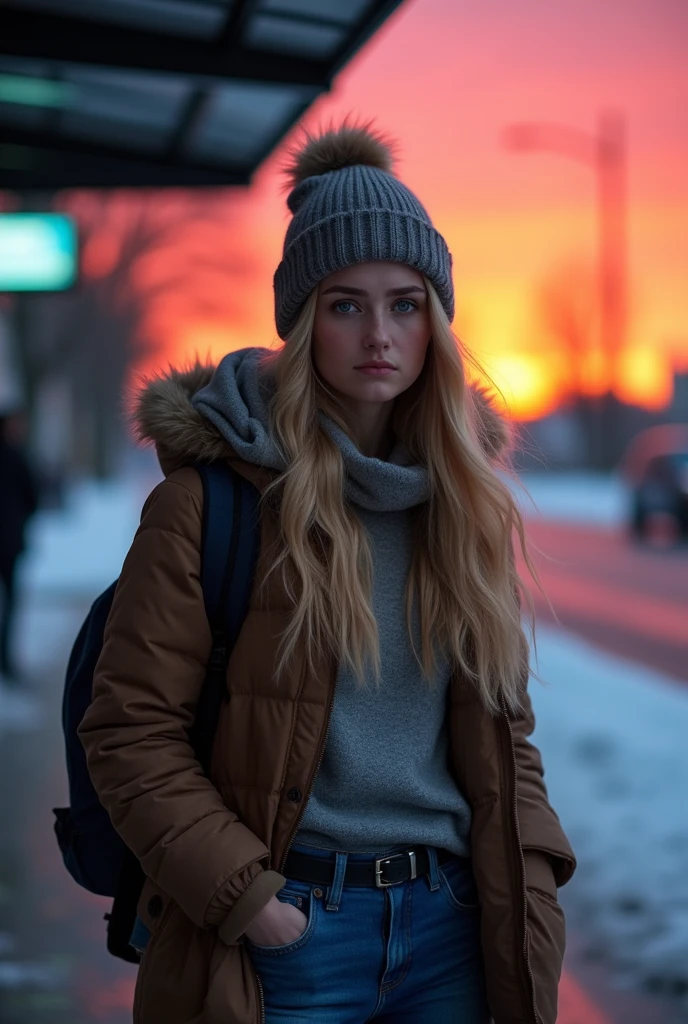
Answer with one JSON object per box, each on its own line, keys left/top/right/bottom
{"left": 79, "top": 365, "right": 576, "bottom": 1024}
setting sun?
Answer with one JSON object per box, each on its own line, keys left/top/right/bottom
{"left": 484, "top": 353, "right": 560, "bottom": 421}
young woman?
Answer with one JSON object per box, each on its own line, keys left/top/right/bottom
{"left": 79, "top": 124, "right": 576, "bottom": 1024}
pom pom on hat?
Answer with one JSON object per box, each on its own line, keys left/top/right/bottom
{"left": 283, "top": 121, "right": 395, "bottom": 191}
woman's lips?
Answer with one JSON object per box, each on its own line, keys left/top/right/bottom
{"left": 355, "top": 366, "right": 396, "bottom": 375}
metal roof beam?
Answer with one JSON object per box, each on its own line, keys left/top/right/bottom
{"left": 0, "top": 125, "right": 249, "bottom": 188}
{"left": 165, "top": 89, "right": 213, "bottom": 160}
{"left": 327, "top": 0, "right": 404, "bottom": 80}
{"left": 2, "top": 7, "right": 332, "bottom": 88}
{"left": 216, "top": 0, "right": 262, "bottom": 50}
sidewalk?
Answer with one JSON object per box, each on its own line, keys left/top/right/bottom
{"left": 0, "top": 592, "right": 136, "bottom": 1023}
{"left": 0, "top": 471, "right": 153, "bottom": 1022}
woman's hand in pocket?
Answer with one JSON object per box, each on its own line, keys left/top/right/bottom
{"left": 244, "top": 895, "right": 308, "bottom": 947}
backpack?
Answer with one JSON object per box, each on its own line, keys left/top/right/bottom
{"left": 52, "top": 462, "right": 261, "bottom": 963}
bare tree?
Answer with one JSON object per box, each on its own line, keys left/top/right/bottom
{"left": 535, "top": 257, "right": 608, "bottom": 464}
{"left": 537, "top": 257, "right": 598, "bottom": 401}
{"left": 15, "top": 189, "right": 257, "bottom": 478}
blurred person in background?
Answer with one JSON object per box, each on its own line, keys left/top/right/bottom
{"left": 0, "top": 407, "right": 39, "bottom": 685}
{"left": 78, "top": 124, "right": 575, "bottom": 1024}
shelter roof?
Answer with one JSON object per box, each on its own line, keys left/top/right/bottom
{"left": 0, "top": 0, "right": 402, "bottom": 187}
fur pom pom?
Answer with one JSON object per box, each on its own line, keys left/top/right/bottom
{"left": 283, "top": 121, "right": 395, "bottom": 190}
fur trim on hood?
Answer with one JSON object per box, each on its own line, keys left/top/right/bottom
{"left": 133, "top": 359, "right": 511, "bottom": 482}
{"left": 133, "top": 362, "right": 226, "bottom": 477}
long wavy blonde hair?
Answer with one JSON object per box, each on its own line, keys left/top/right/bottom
{"left": 258, "top": 277, "right": 535, "bottom": 715}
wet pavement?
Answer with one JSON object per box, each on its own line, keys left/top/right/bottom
{"left": 0, "top": 592, "right": 135, "bottom": 1024}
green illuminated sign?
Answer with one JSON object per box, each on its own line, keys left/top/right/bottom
{"left": 0, "top": 214, "right": 78, "bottom": 291}
{"left": 0, "top": 74, "right": 75, "bottom": 109}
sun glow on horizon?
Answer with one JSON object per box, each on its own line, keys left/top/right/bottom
{"left": 480, "top": 352, "right": 562, "bottom": 421}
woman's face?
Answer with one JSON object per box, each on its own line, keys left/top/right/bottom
{"left": 312, "top": 261, "right": 431, "bottom": 408}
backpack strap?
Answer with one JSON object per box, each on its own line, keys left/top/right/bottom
{"left": 191, "top": 461, "right": 261, "bottom": 771}
{"left": 108, "top": 462, "right": 261, "bottom": 961}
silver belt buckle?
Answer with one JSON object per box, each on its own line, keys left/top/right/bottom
{"left": 374, "top": 850, "right": 417, "bottom": 888}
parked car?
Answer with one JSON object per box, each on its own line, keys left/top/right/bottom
{"left": 620, "top": 425, "right": 688, "bottom": 541}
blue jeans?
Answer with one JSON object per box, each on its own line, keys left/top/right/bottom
{"left": 246, "top": 842, "right": 491, "bottom": 1023}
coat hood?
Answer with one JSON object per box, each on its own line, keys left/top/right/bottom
{"left": 133, "top": 346, "right": 511, "bottom": 508}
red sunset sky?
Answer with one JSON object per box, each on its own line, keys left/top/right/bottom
{"left": 145, "top": 0, "right": 688, "bottom": 421}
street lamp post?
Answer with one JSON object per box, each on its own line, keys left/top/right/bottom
{"left": 503, "top": 111, "right": 627, "bottom": 468}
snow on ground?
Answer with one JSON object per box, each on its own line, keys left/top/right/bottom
{"left": 20, "top": 475, "right": 150, "bottom": 595}
{"left": 531, "top": 626, "right": 688, "bottom": 1007}
{"left": 1, "top": 472, "right": 153, "bottom": 735}
{"left": 0, "top": 682, "right": 43, "bottom": 735}
{"left": 511, "top": 471, "right": 629, "bottom": 527}
{"left": 3, "top": 472, "right": 687, "bottom": 1007}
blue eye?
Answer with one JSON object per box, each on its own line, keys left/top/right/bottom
{"left": 394, "top": 299, "right": 417, "bottom": 313}
{"left": 333, "top": 301, "right": 356, "bottom": 314}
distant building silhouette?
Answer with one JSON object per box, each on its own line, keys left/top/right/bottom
{"left": 513, "top": 392, "right": 670, "bottom": 472}
{"left": 670, "top": 367, "right": 688, "bottom": 422}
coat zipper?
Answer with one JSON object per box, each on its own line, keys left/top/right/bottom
{"left": 278, "top": 668, "right": 337, "bottom": 873}
{"left": 500, "top": 690, "right": 543, "bottom": 1024}
{"left": 256, "top": 973, "right": 265, "bottom": 1024}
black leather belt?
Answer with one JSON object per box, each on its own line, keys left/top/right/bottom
{"left": 283, "top": 845, "right": 455, "bottom": 889}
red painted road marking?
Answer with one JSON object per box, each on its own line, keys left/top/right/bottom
{"left": 558, "top": 970, "right": 614, "bottom": 1024}
{"left": 526, "top": 568, "right": 687, "bottom": 647}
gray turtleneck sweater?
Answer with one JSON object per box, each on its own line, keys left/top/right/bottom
{"left": 193, "top": 347, "right": 471, "bottom": 857}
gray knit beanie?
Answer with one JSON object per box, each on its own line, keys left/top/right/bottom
{"left": 273, "top": 124, "right": 454, "bottom": 340}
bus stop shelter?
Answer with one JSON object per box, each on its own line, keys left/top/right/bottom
{"left": 0, "top": 0, "right": 403, "bottom": 188}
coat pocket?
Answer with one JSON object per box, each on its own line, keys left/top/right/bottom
{"left": 133, "top": 890, "right": 217, "bottom": 1024}
{"left": 133, "top": 892, "right": 177, "bottom": 1023}
{"left": 525, "top": 886, "right": 566, "bottom": 1024}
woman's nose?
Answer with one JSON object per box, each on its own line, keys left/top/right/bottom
{"left": 364, "top": 310, "right": 392, "bottom": 347}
